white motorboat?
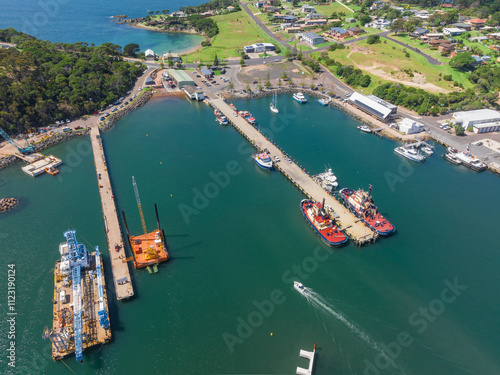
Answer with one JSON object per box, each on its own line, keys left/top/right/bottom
{"left": 318, "top": 98, "right": 330, "bottom": 106}
{"left": 293, "top": 281, "right": 308, "bottom": 295}
{"left": 270, "top": 92, "right": 279, "bottom": 114}
{"left": 394, "top": 146, "right": 426, "bottom": 163}
{"left": 274, "top": 156, "right": 280, "bottom": 162}
{"left": 453, "top": 146, "right": 487, "bottom": 171}
{"left": 293, "top": 92, "right": 307, "bottom": 103}
{"left": 252, "top": 152, "right": 273, "bottom": 170}
{"left": 421, "top": 146, "right": 434, "bottom": 155}
{"left": 313, "top": 167, "right": 338, "bottom": 192}
{"left": 357, "top": 125, "right": 372, "bottom": 133}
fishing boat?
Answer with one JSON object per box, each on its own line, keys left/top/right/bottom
{"left": 293, "top": 281, "right": 308, "bottom": 295}
{"left": 293, "top": 92, "right": 307, "bottom": 103}
{"left": 339, "top": 185, "right": 395, "bottom": 236}
{"left": 312, "top": 168, "right": 338, "bottom": 192}
{"left": 270, "top": 92, "right": 279, "bottom": 114}
{"left": 448, "top": 146, "right": 486, "bottom": 171}
{"left": 300, "top": 199, "right": 348, "bottom": 247}
{"left": 357, "top": 125, "right": 372, "bottom": 133}
{"left": 318, "top": 98, "right": 330, "bottom": 106}
{"left": 394, "top": 146, "right": 426, "bottom": 163}
{"left": 445, "top": 152, "right": 462, "bottom": 165}
{"left": 246, "top": 116, "right": 256, "bottom": 125}
{"left": 217, "top": 116, "right": 228, "bottom": 125}
{"left": 421, "top": 146, "right": 434, "bottom": 155}
{"left": 252, "top": 152, "right": 273, "bottom": 170}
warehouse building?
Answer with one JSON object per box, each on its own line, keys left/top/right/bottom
{"left": 348, "top": 92, "right": 397, "bottom": 121}
{"left": 452, "top": 109, "right": 500, "bottom": 133}
{"left": 166, "top": 69, "right": 195, "bottom": 89}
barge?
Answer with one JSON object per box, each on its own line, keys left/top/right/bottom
{"left": 43, "top": 230, "right": 111, "bottom": 362}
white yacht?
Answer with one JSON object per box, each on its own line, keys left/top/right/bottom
{"left": 313, "top": 168, "right": 338, "bottom": 192}
{"left": 270, "top": 92, "right": 279, "bottom": 113}
{"left": 394, "top": 147, "right": 426, "bottom": 163}
{"left": 318, "top": 97, "right": 330, "bottom": 106}
{"left": 293, "top": 92, "right": 307, "bottom": 103}
{"left": 453, "top": 147, "right": 487, "bottom": 171}
{"left": 357, "top": 125, "right": 372, "bottom": 133}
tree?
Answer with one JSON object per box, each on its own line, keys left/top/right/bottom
{"left": 455, "top": 124, "right": 465, "bottom": 136}
{"left": 245, "top": 84, "right": 251, "bottom": 92}
{"left": 176, "top": 61, "right": 183, "bottom": 69}
{"left": 367, "top": 35, "right": 381, "bottom": 44}
{"left": 265, "top": 72, "right": 271, "bottom": 88}
{"left": 359, "top": 14, "right": 371, "bottom": 26}
{"left": 390, "top": 18, "right": 405, "bottom": 34}
{"left": 228, "top": 79, "right": 234, "bottom": 90}
{"left": 284, "top": 48, "right": 292, "bottom": 59}
{"left": 239, "top": 58, "right": 245, "bottom": 66}
{"left": 213, "top": 53, "right": 218, "bottom": 67}
{"left": 359, "top": 75, "right": 371, "bottom": 87}
{"left": 277, "top": 78, "right": 282, "bottom": 87}
{"left": 450, "top": 52, "right": 475, "bottom": 70}
{"left": 123, "top": 43, "right": 140, "bottom": 57}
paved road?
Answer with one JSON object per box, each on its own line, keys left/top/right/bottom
{"left": 379, "top": 31, "right": 442, "bottom": 65}
{"left": 240, "top": 1, "right": 290, "bottom": 50}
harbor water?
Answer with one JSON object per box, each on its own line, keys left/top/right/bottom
{"left": 1, "top": 94, "right": 499, "bottom": 374}
{"left": 0, "top": 0, "right": 205, "bottom": 54}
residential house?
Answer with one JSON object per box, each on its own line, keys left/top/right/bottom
{"left": 302, "top": 5, "right": 315, "bottom": 13}
{"left": 286, "top": 26, "right": 303, "bottom": 33}
{"left": 409, "top": 27, "right": 428, "bottom": 37}
{"left": 227, "top": 6, "right": 235, "bottom": 11}
{"left": 301, "top": 32, "right": 324, "bottom": 46}
{"left": 306, "top": 13, "right": 323, "bottom": 20}
{"left": 449, "top": 22, "right": 472, "bottom": 31}
{"left": 348, "top": 27, "right": 365, "bottom": 36}
{"left": 145, "top": 49, "right": 155, "bottom": 61}
{"left": 329, "top": 27, "right": 350, "bottom": 39}
{"left": 425, "top": 33, "right": 444, "bottom": 40}
{"left": 488, "top": 32, "right": 500, "bottom": 40}
{"left": 469, "top": 36, "right": 489, "bottom": 42}
{"left": 183, "top": 86, "right": 205, "bottom": 101}
{"left": 471, "top": 55, "right": 485, "bottom": 66}
{"left": 255, "top": 1, "right": 266, "bottom": 7}
{"left": 200, "top": 68, "right": 213, "bottom": 79}
{"left": 262, "top": 5, "right": 280, "bottom": 12}
{"left": 443, "top": 27, "right": 465, "bottom": 36}
{"left": 369, "top": 18, "right": 391, "bottom": 29}
{"left": 304, "top": 19, "right": 327, "bottom": 27}
{"left": 415, "top": 10, "right": 431, "bottom": 20}
{"left": 468, "top": 19, "right": 486, "bottom": 29}
{"left": 441, "top": 3, "right": 453, "bottom": 8}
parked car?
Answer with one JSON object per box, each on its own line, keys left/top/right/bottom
{"left": 74, "top": 126, "right": 83, "bottom": 130}
{"left": 476, "top": 142, "right": 483, "bottom": 146}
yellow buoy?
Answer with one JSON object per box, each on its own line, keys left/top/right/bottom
{"left": 160, "top": 161, "right": 162, "bottom": 164}
{"left": 270, "top": 332, "right": 273, "bottom": 336}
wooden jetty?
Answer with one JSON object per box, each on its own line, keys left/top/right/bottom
{"left": 90, "top": 126, "right": 134, "bottom": 300}
{"left": 209, "top": 98, "right": 378, "bottom": 246}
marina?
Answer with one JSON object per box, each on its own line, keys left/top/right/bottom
{"left": 210, "top": 98, "right": 378, "bottom": 246}
{"left": 89, "top": 126, "right": 134, "bottom": 300}
{"left": 43, "top": 231, "right": 111, "bottom": 362}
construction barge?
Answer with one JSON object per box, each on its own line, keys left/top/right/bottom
{"left": 122, "top": 177, "right": 169, "bottom": 273}
{"left": 43, "top": 230, "right": 111, "bottom": 362}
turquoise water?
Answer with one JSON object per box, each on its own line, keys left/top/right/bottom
{"left": 1, "top": 95, "right": 499, "bottom": 374}
{"left": 0, "top": 0, "right": 205, "bottom": 53}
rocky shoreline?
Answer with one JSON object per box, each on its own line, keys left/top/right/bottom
{"left": 0, "top": 197, "right": 19, "bottom": 213}
{"left": 0, "top": 90, "right": 154, "bottom": 171}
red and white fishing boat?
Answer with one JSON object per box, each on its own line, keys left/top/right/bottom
{"left": 300, "top": 199, "right": 348, "bottom": 247}
{"left": 339, "top": 185, "right": 395, "bottom": 236}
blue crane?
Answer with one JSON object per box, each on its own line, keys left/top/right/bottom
{"left": 94, "top": 246, "right": 109, "bottom": 329}
{"left": 0, "top": 128, "right": 34, "bottom": 154}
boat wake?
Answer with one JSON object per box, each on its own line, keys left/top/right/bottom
{"left": 297, "top": 285, "right": 407, "bottom": 374}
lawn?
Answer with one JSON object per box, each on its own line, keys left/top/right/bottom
{"left": 317, "top": 38, "right": 475, "bottom": 92}
{"left": 182, "top": 11, "right": 280, "bottom": 63}
{"left": 314, "top": 2, "right": 356, "bottom": 16}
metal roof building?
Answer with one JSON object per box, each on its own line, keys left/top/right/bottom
{"left": 452, "top": 109, "right": 500, "bottom": 133}
{"left": 348, "top": 92, "right": 397, "bottom": 121}
{"left": 166, "top": 69, "right": 195, "bottom": 89}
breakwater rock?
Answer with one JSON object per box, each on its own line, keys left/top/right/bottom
{"left": 0, "top": 197, "right": 19, "bottom": 213}
{"left": 99, "top": 90, "right": 153, "bottom": 132}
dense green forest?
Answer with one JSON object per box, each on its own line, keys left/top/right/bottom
{"left": 0, "top": 28, "right": 144, "bottom": 133}
{"left": 180, "top": 0, "right": 241, "bottom": 14}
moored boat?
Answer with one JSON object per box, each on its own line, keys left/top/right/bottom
{"left": 252, "top": 152, "right": 273, "bottom": 170}
{"left": 293, "top": 92, "right": 307, "bottom": 103}
{"left": 339, "top": 186, "right": 395, "bottom": 236}
{"left": 300, "top": 199, "right": 348, "bottom": 247}
{"left": 421, "top": 146, "right": 434, "bottom": 155}
{"left": 318, "top": 98, "right": 330, "bottom": 106}
{"left": 394, "top": 146, "right": 426, "bottom": 163}
{"left": 445, "top": 152, "right": 462, "bottom": 165}
{"left": 357, "top": 125, "right": 372, "bottom": 133}
{"left": 451, "top": 145, "right": 487, "bottom": 172}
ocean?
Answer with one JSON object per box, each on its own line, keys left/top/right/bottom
{"left": 0, "top": 0, "right": 205, "bottom": 53}
{"left": 1, "top": 94, "right": 499, "bottom": 374}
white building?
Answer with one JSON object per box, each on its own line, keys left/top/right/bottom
{"left": 183, "top": 86, "right": 205, "bottom": 101}
{"left": 398, "top": 118, "right": 425, "bottom": 134}
{"left": 306, "top": 13, "right": 323, "bottom": 20}
{"left": 348, "top": 92, "right": 397, "bottom": 121}
{"left": 243, "top": 43, "right": 276, "bottom": 53}
{"left": 301, "top": 32, "right": 324, "bottom": 46}
{"left": 369, "top": 18, "right": 392, "bottom": 29}
{"left": 145, "top": 49, "right": 155, "bottom": 61}
{"left": 452, "top": 109, "right": 500, "bottom": 134}
{"left": 443, "top": 27, "right": 466, "bottom": 36}
{"left": 302, "top": 5, "right": 315, "bottom": 13}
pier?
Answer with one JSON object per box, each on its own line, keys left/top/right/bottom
{"left": 296, "top": 345, "right": 316, "bottom": 375}
{"left": 209, "top": 98, "right": 378, "bottom": 245}
{"left": 90, "top": 126, "right": 134, "bottom": 300}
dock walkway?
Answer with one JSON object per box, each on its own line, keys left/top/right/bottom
{"left": 90, "top": 126, "right": 134, "bottom": 300}
{"left": 209, "top": 99, "right": 377, "bottom": 245}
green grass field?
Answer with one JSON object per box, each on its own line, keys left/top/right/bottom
{"left": 182, "top": 11, "right": 280, "bottom": 63}
{"left": 319, "top": 38, "right": 475, "bottom": 92}
{"left": 314, "top": 2, "right": 356, "bottom": 16}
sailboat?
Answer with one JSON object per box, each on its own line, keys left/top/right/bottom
{"left": 270, "top": 92, "right": 279, "bottom": 114}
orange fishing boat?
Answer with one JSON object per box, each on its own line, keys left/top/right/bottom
{"left": 45, "top": 166, "right": 60, "bottom": 175}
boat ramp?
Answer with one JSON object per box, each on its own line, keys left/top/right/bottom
{"left": 209, "top": 98, "right": 378, "bottom": 246}
{"left": 89, "top": 126, "right": 134, "bottom": 300}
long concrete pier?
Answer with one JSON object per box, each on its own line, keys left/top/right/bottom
{"left": 209, "top": 98, "right": 378, "bottom": 245}
{"left": 90, "top": 126, "right": 134, "bottom": 300}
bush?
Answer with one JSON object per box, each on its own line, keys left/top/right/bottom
{"left": 201, "top": 40, "right": 211, "bottom": 47}
{"left": 443, "top": 75, "right": 452, "bottom": 81}
{"left": 455, "top": 124, "right": 465, "bottom": 136}
{"left": 367, "top": 35, "right": 381, "bottom": 44}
